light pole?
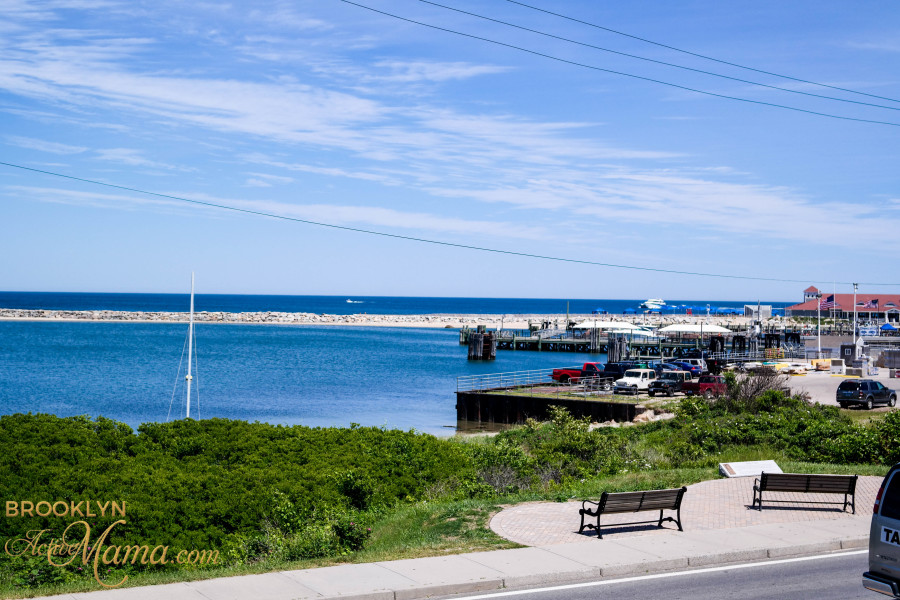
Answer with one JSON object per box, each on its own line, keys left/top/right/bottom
{"left": 816, "top": 293, "right": 822, "bottom": 359}
{"left": 853, "top": 283, "right": 858, "bottom": 355}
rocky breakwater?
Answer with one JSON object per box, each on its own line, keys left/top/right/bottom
{"left": 0, "top": 308, "right": 497, "bottom": 328}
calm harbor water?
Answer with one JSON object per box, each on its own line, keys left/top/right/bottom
{"left": 0, "top": 321, "right": 599, "bottom": 435}
{"left": 0, "top": 293, "right": 792, "bottom": 435}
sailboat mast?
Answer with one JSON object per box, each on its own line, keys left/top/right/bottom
{"left": 186, "top": 272, "right": 194, "bottom": 419}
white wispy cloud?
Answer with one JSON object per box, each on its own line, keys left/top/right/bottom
{"left": 5, "top": 185, "right": 548, "bottom": 240}
{"left": 425, "top": 167, "right": 900, "bottom": 251}
{"left": 95, "top": 148, "right": 192, "bottom": 171}
{"left": 370, "top": 60, "right": 511, "bottom": 82}
{"left": 845, "top": 39, "right": 900, "bottom": 53}
{"left": 243, "top": 172, "right": 294, "bottom": 187}
{"left": 6, "top": 135, "right": 87, "bottom": 154}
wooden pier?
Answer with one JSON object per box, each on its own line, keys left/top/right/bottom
{"left": 459, "top": 326, "right": 803, "bottom": 359}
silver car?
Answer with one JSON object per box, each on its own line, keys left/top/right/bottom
{"left": 864, "top": 463, "right": 900, "bottom": 597}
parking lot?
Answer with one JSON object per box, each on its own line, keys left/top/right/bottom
{"left": 787, "top": 369, "right": 898, "bottom": 407}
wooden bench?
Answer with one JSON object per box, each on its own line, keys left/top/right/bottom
{"left": 578, "top": 487, "right": 687, "bottom": 539}
{"left": 752, "top": 472, "right": 858, "bottom": 513}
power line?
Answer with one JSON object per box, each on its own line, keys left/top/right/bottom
{"left": 2, "top": 160, "right": 898, "bottom": 287}
{"left": 337, "top": 0, "right": 900, "bottom": 128}
{"left": 413, "top": 0, "right": 900, "bottom": 113}
{"left": 504, "top": 0, "right": 900, "bottom": 105}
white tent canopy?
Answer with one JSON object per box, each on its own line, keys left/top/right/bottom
{"left": 658, "top": 323, "right": 732, "bottom": 334}
{"left": 573, "top": 320, "right": 644, "bottom": 330}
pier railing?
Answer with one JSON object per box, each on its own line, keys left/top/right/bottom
{"left": 706, "top": 346, "right": 805, "bottom": 362}
{"left": 456, "top": 368, "right": 614, "bottom": 396}
{"left": 457, "top": 369, "right": 555, "bottom": 392}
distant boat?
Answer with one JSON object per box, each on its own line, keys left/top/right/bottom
{"left": 346, "top": 299, "right": 363, "bottom": 304}
{"left": 640, "top": 298, "right": 666, "bottom": 310}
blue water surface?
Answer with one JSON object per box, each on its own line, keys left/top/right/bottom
{"left": 0, "top": 292, "right": 791, "bottom": 315}
{"left": 0, "top": 321, "right": 601, "bottom": 435}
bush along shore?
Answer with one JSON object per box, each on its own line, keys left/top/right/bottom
{"left": 2, "top": 373, "right": 898, "bottom": 596}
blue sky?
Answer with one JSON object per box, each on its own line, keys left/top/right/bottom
{"left": 2, "top": 0, "right": 899, "bottom": 301}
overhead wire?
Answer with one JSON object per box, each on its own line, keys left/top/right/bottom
{"left": 336, "top": 0, "right": 900, "bottom": 128}
{"left": 2, "top": 160, "right": 898, "bottom": 287}
{"left": 413, "top": 0, "right": 900, "bottom": 113}
{"left": 503, "top": 0, "right": 900, "bottom": 105}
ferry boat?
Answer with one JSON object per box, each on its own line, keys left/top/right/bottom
{"left": 639, "top": 298, "right": 666, "bottom": 310}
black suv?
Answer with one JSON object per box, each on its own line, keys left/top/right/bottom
{"left": 837, "top": 379, "right": 897, "bottom": 410}
{"left": 648, "top": 371, "right": 691, "bottom": 397}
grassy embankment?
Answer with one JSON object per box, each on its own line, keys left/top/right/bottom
{"left": 1, "top": 375, "right": 897, "bottom": 598}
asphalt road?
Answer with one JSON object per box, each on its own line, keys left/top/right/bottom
{"left": 446, "top": 551, "right": 872, "bottom": 600}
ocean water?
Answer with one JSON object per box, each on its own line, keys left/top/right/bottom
{"left": 0, "top": 292, "right": 790, "bottom": 316}
{"left": 0, "top": 293, "right": 793, "bottom": 435}
{"left": 0, "top": 321, "right": 601, "bottom": 435}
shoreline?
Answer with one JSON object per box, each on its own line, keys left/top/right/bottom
{"left": 0, "top": 308, "right": 754, "bottom": 329}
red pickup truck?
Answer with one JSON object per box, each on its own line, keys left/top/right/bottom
{"left": 551, "top": 362, "right": 604, "bottom": 384}
{"left": 682, "top": 375, "right": 727, "bottom": 398}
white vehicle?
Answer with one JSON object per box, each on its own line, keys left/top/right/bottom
{"left": 614, "top": 369, "right": 657, "bottom": 395}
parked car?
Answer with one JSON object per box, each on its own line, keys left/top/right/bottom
{"left": 655, "top": 362, "right": 685, "bottom": 374}
{"left": 682, "top": 375, "right": 727, "bottom": 398}
{"left": 679, "top": 357, "right": 708, "bottom": 375}
{"left": 837, "top": 380, "right": 897, "bottom": 410}
{"left": 863, "top": 462, "right": 900, "bottom": 597}
{"left": 551, "top": 362, "right": 603, "bottom": 384}
{"left": 670, "top": 360, "right": 703, "bottom": 377}
{"left": 614, "top": 368, "right": 657, "bottom": 395}
{"left": 648, "top": 371, "right": 692, "bottom": 397}
{"left": 602, "top": 361, "right": 653, "bottom": 381}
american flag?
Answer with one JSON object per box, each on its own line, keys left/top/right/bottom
{"left": 864, "top": 299, "right": 879, "bottom": 309}
{"left": 819, "top": 294, "right": 836, "bottom": 309}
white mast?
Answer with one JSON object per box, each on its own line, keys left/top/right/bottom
{"left": 186, "top": 272, "right": 194, "bottom": 419}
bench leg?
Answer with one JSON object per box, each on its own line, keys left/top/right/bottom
{"left": 753, "top": 487, "right": 762, "bottom": 511}
{"left": 657, "top": 509, "right": 664, "bottom": 528}
{"left": 675, "top": 506, "right": 683, "bottom": 532}
{"left": 578, "top": 510, "right": 586, "bottom": 534}
{"left": 846, "top": 493, "right": 855, "bottom": 514}
{"left": 595, "top": 513, "right": 603, "bottom": 539}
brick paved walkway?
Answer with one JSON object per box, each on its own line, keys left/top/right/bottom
{"left": 490, "top": 475, "right": 880, "bottom": 546}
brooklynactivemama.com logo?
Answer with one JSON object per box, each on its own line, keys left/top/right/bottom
{"left": 4, "top": 500, "right": 219, "bottom": 588}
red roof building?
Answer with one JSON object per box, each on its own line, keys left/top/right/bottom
{"left": 786, "top": 287, "right": 900, "bottom": 320}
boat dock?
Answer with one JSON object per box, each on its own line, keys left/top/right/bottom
{"left": 459, "top": 325, "right": 801, "bottom": 358}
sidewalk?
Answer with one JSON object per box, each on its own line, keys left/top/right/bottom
{"left": 36, "top": 476, "right": 878, "bottom": 600}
